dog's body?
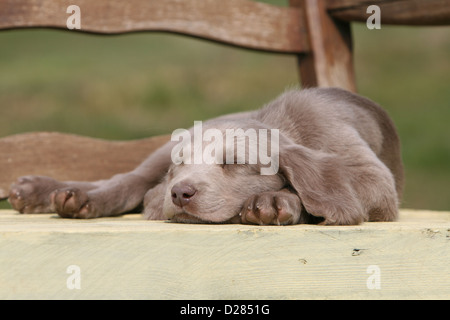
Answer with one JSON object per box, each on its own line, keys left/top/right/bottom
{"left": 9, "top": 88, "right": 403, "bottom": 225}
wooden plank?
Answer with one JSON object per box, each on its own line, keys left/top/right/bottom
{"left": 0, "top": 0, "right": 309, "bottom": 53}
{"left": 326, "top": 0, "right": 450, "bottom": 26}
{"left": 0, "top": 208, "right": 448, "bottom": 299}
{"left": 0, "top": 132, "right": 170, "bottom": 199}
{"left": 291, "top": 0, "right": 357, "bottom": 92}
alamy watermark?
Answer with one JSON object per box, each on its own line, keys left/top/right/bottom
{"left": 170, "top": 121, "right": 279, "bottom": 175}
{"left": 366, "top": 5, "right": 381, "bottom": 29}
{"left": 66, "top": 5, "right": 81, "bottom": 30}
{"left": 366, "top": 265, "right": 381, "bottom": 289}
{"left": 66, "top": 4, "right": 381, "bottom": 31}
{"left": 66, "top": 264, "right": 81, "bottom": 290}
{"left": 62, "top": 264, "right": 380, "bottom": 292}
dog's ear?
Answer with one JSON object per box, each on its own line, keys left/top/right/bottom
{"left": 278, "top": 144, "right": 364, "bottom": 225}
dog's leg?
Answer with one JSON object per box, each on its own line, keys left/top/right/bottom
{"left": 9, "top": 176, "right": 101, "bottom": 214}
{"left": 50, "top": 142, "right": 174, "bottom": 218}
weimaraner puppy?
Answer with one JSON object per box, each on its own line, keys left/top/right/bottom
{"left": 8, "top": 88, "right": 403, "bottom": 225}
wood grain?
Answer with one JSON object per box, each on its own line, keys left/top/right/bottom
{"left": 0, "top": 132, "right": 170, "bottom": 199}
{"left": 0, "top": 0, "right": 309, "bottom": 53}
{"left": 291, "top": 0, "right": 357, "bottom": 92}
{"left": 0, "top": 209, "right": 448, "bottom": 299}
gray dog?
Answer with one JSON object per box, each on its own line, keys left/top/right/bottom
{"left": 9, "top": 88, "right": 403, "bottom": 225}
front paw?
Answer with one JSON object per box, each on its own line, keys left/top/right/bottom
{"left": 240, "top": 190, "right": 301, "bottom": 225}
{"left": 8, "top": 176, "right": 63, "bottom": 213}
{"left": 53, "top": 188, "right": 97, "bottom": 218}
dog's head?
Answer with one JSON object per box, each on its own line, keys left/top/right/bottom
{"left": 145, "top": 115, "right": 369, "bottom": 225}
{"left": 163, "top": 162, "right": 285, "bottom": 223}
{"left": 161, "top": 120, "right": 286, "bottom": 223}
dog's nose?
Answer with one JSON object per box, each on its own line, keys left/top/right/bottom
{"left": 171, "top": 182, "right": 196, "bottom": 207}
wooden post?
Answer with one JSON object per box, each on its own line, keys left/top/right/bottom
{"left": 290, "top": 0, "right": 357, "bottom": 92}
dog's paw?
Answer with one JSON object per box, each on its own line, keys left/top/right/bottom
{"left": 53, "top": 188, "right": 99, "bottom": 219}
{"left": 240, "top": 190, "right": 301, "bottom": 225}
{"left": 8, "top": 176, "right": 63, "bottom": 213}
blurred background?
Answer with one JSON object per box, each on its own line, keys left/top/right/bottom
{"left": 0, "top": 3, "right": 449, "bottom": 211}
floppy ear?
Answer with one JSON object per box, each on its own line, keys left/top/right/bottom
{"left": 279, "top": 144, "right": 365, "bottom": 225}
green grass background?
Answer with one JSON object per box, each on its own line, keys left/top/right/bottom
{"left": 0, "top": 16, "right": 449, "bottom": 211}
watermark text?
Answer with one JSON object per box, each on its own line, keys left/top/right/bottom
{"left": 171, "top": 121, "right": 279, "bottom": 175}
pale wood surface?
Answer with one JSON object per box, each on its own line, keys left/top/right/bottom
{"left": 0, "top": 0, "right": 309, "bottom": 53}
{"left": 0, "top": 132, "right": 170, "bottom": 199}
{"left": 0, "top": 208, "right": 448, "bottom": 299}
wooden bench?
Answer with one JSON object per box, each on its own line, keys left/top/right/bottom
{"left": 1, "top": 0, "right": 449, "bottom": 192}
{"left": 0, "top": 0, "right": 449, "bottom": 299}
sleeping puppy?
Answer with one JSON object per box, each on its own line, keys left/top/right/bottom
{"left": 8, "top": 88, "right": 404, "bottom": 225}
